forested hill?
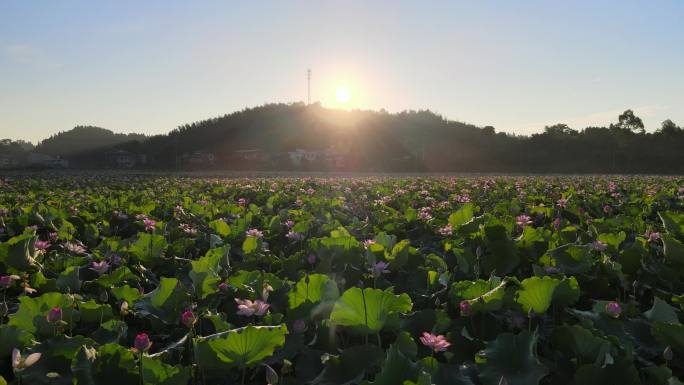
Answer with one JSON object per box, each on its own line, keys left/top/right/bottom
{"left": 36, "top": 126, "right": 146, "bottom": 157}
{"left": 3, "top": 103, "right": 684, "bottom": 173}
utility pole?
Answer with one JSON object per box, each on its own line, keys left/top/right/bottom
{"left": 307, "top": 69, "right": 311, "bottom": 105}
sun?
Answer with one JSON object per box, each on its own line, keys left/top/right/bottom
{"left": 335, "top": 86, "right": 351, "bottom": 103}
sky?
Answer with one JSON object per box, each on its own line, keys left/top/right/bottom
{"left": 1, "top": 1, "right": 683, "bottom": 143}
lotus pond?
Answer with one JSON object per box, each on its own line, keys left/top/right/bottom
{"left": 0, "top": 175, "right": 683, "bottom": 385}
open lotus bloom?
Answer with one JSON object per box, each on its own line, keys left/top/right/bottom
{"left": 12, "top": 348, "right": 42, "bottom": 371}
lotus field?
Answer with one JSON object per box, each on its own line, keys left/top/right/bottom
{"left": 1, "top": 175, "right": 684, "bottom": 385}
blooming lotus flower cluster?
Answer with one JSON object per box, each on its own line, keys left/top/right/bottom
{"left": 516, "top": 214, "right": 533, "bottom": 227}
{"left": 438, "top": 224, "right": 453, "bottom": 236}
{"left": 418, "top": 207, "right": 432, "bottom": 221}
{"left": 419, "top": 332, "right": 451, "bottom": 352}
{"left": 235, "top": 298, "right": 270, "bottom": 316}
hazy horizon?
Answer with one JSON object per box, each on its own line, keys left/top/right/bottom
{"left": 2, "top": 1, "right": 683, "bottom": 143}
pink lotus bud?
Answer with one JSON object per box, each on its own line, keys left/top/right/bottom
{"left": 134, "top": 333, "right": 152, "bottom": 353}
{"left": 605, "top": 301, "right": 621, "bottom": 318}
{"left": 459, "top": 300, "right": 471, "bottom": 316}
{"left": 46, "top": 307, "right": 62, "bottom": 323}
{"left": 181, "top": 310, "right": 196, "bottom": 328}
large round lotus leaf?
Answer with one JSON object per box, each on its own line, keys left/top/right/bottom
{"left": 141, "top": 356, "right": 191, "bottom": 385}
{"left": 312, "top": 344, "right": 384, "bottom": 385}
{"left": 449, "top": 203, "right": 475, "bottom": 228}
{"left": 133, "top": 277, "right": 191, "bottom": 326}
{"left": 478, "top": 331, "right": 548, "bottom": 385}
{"left": 516, "top": 276, "right": 561, "bottom": 315}
{"left": 449, "top": 277, "right": 506, "bottom": 314}
{"left": 128, "top": 233, "right": 167, "bottom": 266}
{"left": 8, "top": 292, "right": 77, "bottom": 338}
{"left": 330, "top": 287, "right": 412, "bottom": 334}
{"left": 72, "top": 344, "right": 138, "bottom": 385}
{"left": 288, "top": 273, "right": 339, "bottom": 310}
{"left": 651, "top": 321, "right": 684, "bottom": 353}
{"left": 194, "top": 325, "right": 288, "bottom": 374}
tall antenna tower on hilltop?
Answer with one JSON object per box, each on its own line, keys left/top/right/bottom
{"left": 307, "top": 69, "right": 311, "bottom": 105}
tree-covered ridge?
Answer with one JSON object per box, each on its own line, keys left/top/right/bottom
{"left": 35, "top": 126, "right": 147, "bottom": 157}
{"left": 2, "top": 104, "right": 683, "bottom": 173}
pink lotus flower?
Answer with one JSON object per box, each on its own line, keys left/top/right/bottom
{"left": 238, "top": 198, "right": 247, "bottom": 206}
{"left": 0, "top": 274, "right": 19, "bottom": 289}
{"left": 363, "top": 239, "right": 376, "bottom": 249}
{"left": 134, "top": 333, "right": 152, "bottom": 353}
{"left": 245, "top": 228, "right": 264, "bottom": 238}
{"left": 516, "top": 215, "right": 533, "bottom": 227}
{"left": 143, "top": 218, "right": 156, "bottom": 231}
{"left": 369, "top": 261, "right": 390, "bottom": 277}
{"left": 556, "top": 198, "right": 569, "bottom": 208}
{"left": 592, "top": 240, "right": 608, "bottom": 251}
{"left": 605, "top": 301, "right": 621, "bottom": 318}
{"left": 644, "top": 230, "right": 661, "bottom": 243}
{"left": 286, "top": 231, "right": 304, "bottom": 241}
{"left": 90, "top": 260, "right": 110, "bottom": 276}
{"left": 65, "top": 242, "right": 87, "bottom": 255}
{"left": 47, "top": 307, "right": 62, "bottom": 323}
{"left": 181, "top": 310, "right": 196, "bottom": 328}
{"left": 285, "top": 220, "right": 295, "bottom": 228}
{"left": 307, "top": 254, "right": 317, "bottom": 265}
{"left": 34, "top": 240, "right": 51, "bottom": 251}
{"left": 235, "top": 298, "right": 270, "bottom": 316}
{"left": 420, "top": 332, "right": 451, "bottom": 352}
{"left": 11, "top": 348, "right": 41, "bottom": 371}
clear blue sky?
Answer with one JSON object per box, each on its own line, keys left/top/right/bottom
{"left": 1, "top": 1, "right": 683, "bottom": 142}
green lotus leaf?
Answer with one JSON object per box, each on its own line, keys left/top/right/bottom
{"left": 659, "top": 211, "right": 684, "bottom": 240}
{"left": 552, "top": 324, "right": 614, "bottom": 364}
{"left": 543, "top": 244, "right": 593, "bottom": 274}
{"left": 0, "top": 232, "right": 37, "bottom": 272}
{"left": 0, "top": 325, "right": 34, "bottom": 359}
{"left": 227, "top": 270, "right": 285, "bottom": 293}
{"left": 96, "top": 266, "right": 138, "bottom": 288}
{"left": 111, "top": 284, "right": 143, "bottom": 304}
{"left": 482, "top": 219, "right": 519, "bottom": 275}
{"left": 312, "top": 344, "right": 384, "bottom": 385}
{"left": 516, "top": 276, "right": 561, "bottom": 315}
{"left": 449, "top": 203, "right": 475, "bottom": 228}
{"left": 141, "top": 356, "right": 191, "bottom": 385}
{"left": 450, "top": 277, "right": 506, "bottom": 314}
{"left": 573, "top": 358, "right": 641, "bottom": 385}
{"left": 644, "top": 297, "right": 679, "bottom": 324}
{"left": 134, "top": 277, "right": 191, "bottom": 326}
{"left": 288, "top": 273, "right": 339, "bottom": 310}
{"left": 208, "top": 219, "right": 231, "bottom": 238}
{"left": 651, "top": 321, "right": 684, "bottom": 353}
{"left": 71, "top": 344, "right": 138, "bottom": 385}
{"left": 128, "top": 233, "right": 168, "bottom": 266}
{"left": 661, "top": 234, "right": 684, "bottom": 265}
{"left": 366, "top": 342, "right": 421, "bottom": 385}
{"left": 194, "top": 325, "right": 288, "bottom": 374}
{"left": 330, "top": 287, "right": 413, "bottom": 334}
{"left": 242, "top": 236, "right": 259, "bottom": 254}
{"left": 189, "top": 246, "right": 226, "bottom": 299}
{"left": 478, "top": 331, "right": 548, "bottom": 385}
{"left": 8, "top": 292, "right": 77, "bottom": 338}
{"left": 79, "top": 299, "right": 114, "bottom": 324}
{"left": 552, "top": 276, "right": 580, "bottom": 308}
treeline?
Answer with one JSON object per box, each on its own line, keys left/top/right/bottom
{"left": 2, "top": 104, "right": 683, "bottom": 173}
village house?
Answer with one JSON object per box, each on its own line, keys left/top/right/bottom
{"left": 0, "top": 155, "right": 20, "bottom": 169}
{"left": 104, "top": 150, "right": 147, "bottom": 169}
{"left": 182, "top": 151, "right": 216, "bottom": 167}
{"left": 27, "top": 153, "right": 69, "bottom": 168}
